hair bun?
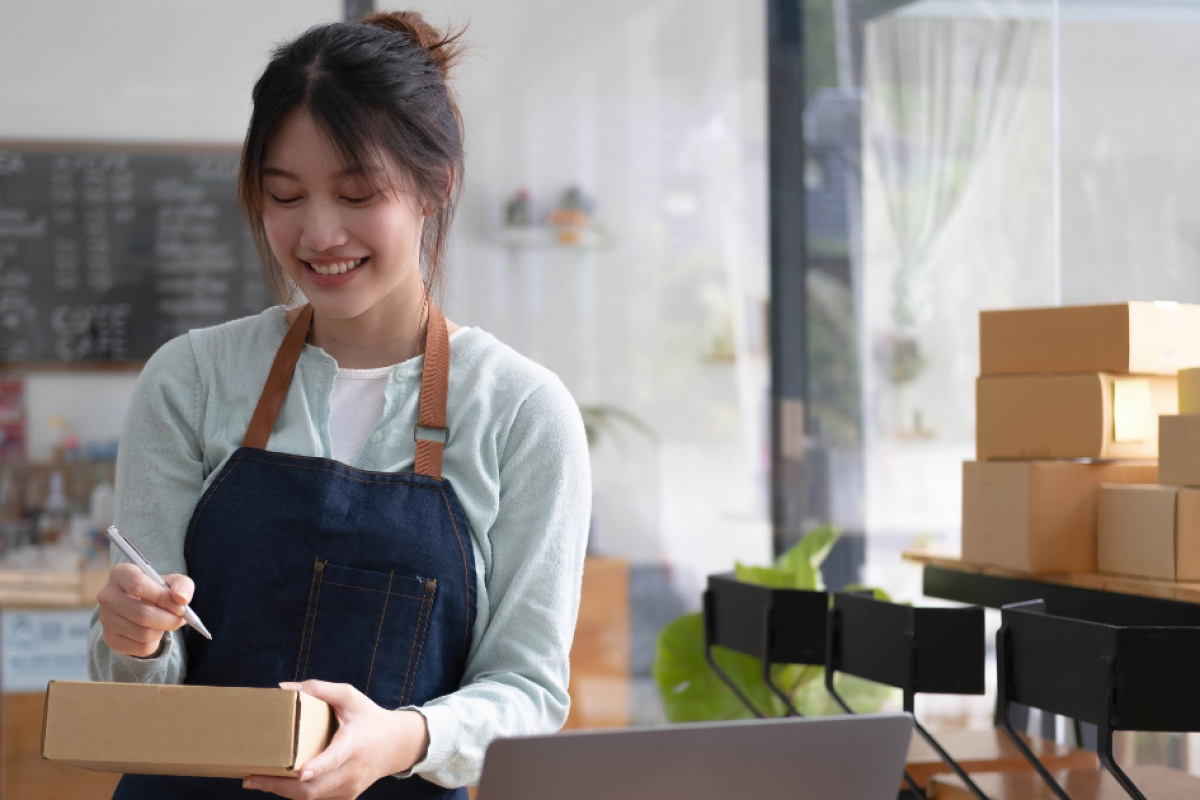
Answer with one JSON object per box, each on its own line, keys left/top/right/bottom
{"left": 363, "top": 11, "right": 464, "bottom": 81}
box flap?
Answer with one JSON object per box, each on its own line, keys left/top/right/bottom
{"left": 40, "top": 679, "right": 54, "bottom": 759}
{"left": 293, "top": 691, "right": 334, "bottom": 769}
{"left": 1113, "top": 379, "right": 1152, "bottom": 443}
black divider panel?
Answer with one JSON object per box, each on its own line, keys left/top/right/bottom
{"left": 1114, "top": 627, "right": 1200, "bottom": 731}
{"left": 0, "top": 144, "right": 272, "bottom": 362}
{"left": 832, "top": 593, "right": 985, "bottom": 695}
{"left": 912, "top": 605, "right": 985, "bottom": 695}
{"left": 706, "top": 573, "right": 828, "bottom": 664}
{"left": 831, "top": 593, "right": 912, "bottom": 689}
{"left": 1002, "top": 604, "right": 1115, "bottom": 725}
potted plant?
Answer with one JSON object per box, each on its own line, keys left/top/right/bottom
{"left": 653, "top": 526, "right": 896, "bottom": 721}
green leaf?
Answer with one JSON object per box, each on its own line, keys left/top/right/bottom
{"left": 764, "top": 525, "right": 839, "bottom": 591}
{"left": 653, "top": 613, "right": 786, "bottom": 722}
{"left": 843, "top": 583, "right": 897, "bottom": 604}
{"left": 776, "top": 525, "right": 840, "bottom": 574}
{"left": 734, "top": 563, "right": 807, "bottom": 590}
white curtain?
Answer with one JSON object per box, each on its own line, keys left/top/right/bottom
{"left": 864, "top": 12, "right": 1048, "bottom": 332}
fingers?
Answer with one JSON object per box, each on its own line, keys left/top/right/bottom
{"left": 109, "top": 564, "right": 187, "bottom": 614}
{"left": 293, "top": 727, "right": 354, "bottom": 783}
{"left": 165, "top": 573, "right": 194, "bottom": 607}
{"left": 242, "top": 774, "right": 322, "bottom": 799}
{"left": 98, "top": 576, "right": 186, "bottom": 633}
{"left": 97, "top": 565, "right": 189, "bottom": 658}
{"left": 282, "top": 679, "right": 364, "bottom": 714}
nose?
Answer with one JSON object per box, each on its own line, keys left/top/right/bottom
{"left": 299, "top": 198, "right": 349, "bottom": 253}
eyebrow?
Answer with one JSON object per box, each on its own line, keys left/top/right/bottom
{"left": 263, "top": 165, "right": 381, "bottom": 179}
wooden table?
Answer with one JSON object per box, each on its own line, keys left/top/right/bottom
{"left": 930, "top": 764, "right": 1200, "bottom": 799}
{"left": 906, "top": 729, "right": 1097, "bottom": 788}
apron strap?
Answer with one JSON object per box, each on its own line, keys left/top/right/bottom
{"left": 243, "top": 301, "right": 451, "bottom": 480}
{"left": 244, "top": 304, "right": 314, "bottom": 451}
{"left": 414, "top": 300, "right": 450, "bottom": 478}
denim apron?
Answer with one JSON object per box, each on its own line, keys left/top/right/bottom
{"left": 113, "top": 302, "right": 476, "bottom": 800}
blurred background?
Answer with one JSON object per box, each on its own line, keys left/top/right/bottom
{"left": 3, "top": 0, "right": 1200, "bottom": 794}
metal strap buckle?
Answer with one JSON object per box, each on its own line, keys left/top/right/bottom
{"left": 414, "top": 424, "right": 449, "bottom": 445}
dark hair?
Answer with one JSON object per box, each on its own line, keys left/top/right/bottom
{"left": 238, "top": 11, "right": 466, "bottom": 304}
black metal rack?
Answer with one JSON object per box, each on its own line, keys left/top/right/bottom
{"left": 922, "top": 564, "right": 1200, "bottom": 626}
{"left": 996, "top": 599, "right": 1200, "bottom": 800}
{"left": 824, "top": 592, "right": 988, "bottom": 800}
{"left": 702, "top": 572, "right": 829, "bottom": 717}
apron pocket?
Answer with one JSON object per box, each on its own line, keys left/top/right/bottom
{"left": 295, "top": 559, "right": 437, "bottom": 709}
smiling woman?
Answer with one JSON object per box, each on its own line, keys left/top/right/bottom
{"left": 86, "top": 10, "right": 591, "bottom": 800}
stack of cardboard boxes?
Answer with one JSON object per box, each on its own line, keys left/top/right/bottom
{"left": 1098, "top": 367, "right": 1200, "bottom": 581}
{"left": 962, "top": 302, "right": 1200, "bottom": 575}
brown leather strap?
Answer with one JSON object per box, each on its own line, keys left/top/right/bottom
{"left": 414, "top": 300, "right": 450, "bottom": 478}
{"left": 242, "top": 301, "right": 451, "bottom": 480}
{"left": 244, "top": 304, "right": 314, "bottom": 450}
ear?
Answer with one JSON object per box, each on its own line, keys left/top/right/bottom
{"left": 424, "top": 166, "right": 456, "bottom": 217}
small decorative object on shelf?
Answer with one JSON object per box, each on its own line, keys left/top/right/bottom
{"left": 499, "top": 186, "right": 616, "bottom": 252}
{"left": 549, "top": 185, "right": 592, "bottom": 246}
{"left": 504, "top": 188, "right": 533, "bottom": 228}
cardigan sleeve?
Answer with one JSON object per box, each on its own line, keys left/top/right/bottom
{"left": 404, "top": 377, "right": 591, "bottom": 788}
{"left": 86, "top": 333, "right": 206, "bottom": 685}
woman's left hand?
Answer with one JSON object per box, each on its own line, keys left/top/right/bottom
{"left": 242, "top": 680, "right": 429, "bottom": 799}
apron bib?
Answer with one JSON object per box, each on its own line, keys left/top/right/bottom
{"left": 114, "top": 303, "right": 475, "bottom": 799}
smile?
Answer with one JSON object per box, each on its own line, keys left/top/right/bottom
{"left": 304, "top": 257, "right": 367, "bottom": 275}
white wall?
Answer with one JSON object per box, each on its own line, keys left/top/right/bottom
{"left": 0, "top": 0, "right": 341, "bottom": 460}
{"left": 1, "top": 1, "right": 341, "bottom": 142}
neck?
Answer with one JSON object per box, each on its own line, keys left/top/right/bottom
{"left": 306, "top": 281, "right": 430, "bottom": 369}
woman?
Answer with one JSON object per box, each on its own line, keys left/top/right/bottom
{"left": 86, "top": 11, "right": 590, "bottom": 800}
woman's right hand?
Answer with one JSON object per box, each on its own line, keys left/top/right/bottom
{"left": 97, "top": 563, "right": 195, "bottom": 658}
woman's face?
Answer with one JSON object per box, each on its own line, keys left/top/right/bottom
{"left": 261, "top": 110, "right": 426, "bottom": 321}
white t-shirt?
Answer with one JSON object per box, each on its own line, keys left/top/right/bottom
{"left": 329, "top": 327, "right": 469, "bottom": 465}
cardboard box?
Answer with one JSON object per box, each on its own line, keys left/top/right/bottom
{"left": 980, "top": 302, "right": 1200, "bottom": 376}
{"left": 1159, "top": 415, "right": 1200, "bottom": 486}
{"left": 962, "top": 460, "right": 1159, "bottom": 573}
{"left": 1098, "top": 484, "right": 1200, "bottom": 581}
{"left": 976, "top": 373, "right": 1176, "bottom": 461}
{"left": 1180, "top": 368, "right": 1200, "bottom": 414}
{"left": 42, "top": 681, "right": 332, "bottom": 778}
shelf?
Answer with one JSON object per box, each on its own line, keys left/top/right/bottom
{"left": 905, "top": 550, "right": 1200, "bottom": 626}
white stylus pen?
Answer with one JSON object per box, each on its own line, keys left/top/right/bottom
{"left": 105, "top": 525, "right": 212, "bottom": 640}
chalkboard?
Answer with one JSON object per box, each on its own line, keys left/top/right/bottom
{"left": 0, "top": 142, "right": 272, "bottom": 365}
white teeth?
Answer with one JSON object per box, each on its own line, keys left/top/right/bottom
{"left": 309, "top": 258, "right": 364, "bottom": 276}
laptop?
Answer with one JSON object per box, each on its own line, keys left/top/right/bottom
{"left": 477, "top": 713, "right": 914, "bottom": 800}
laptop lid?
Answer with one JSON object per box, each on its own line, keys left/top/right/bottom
{"left": 477, "top": 713, "right": 913, "bottom": 800}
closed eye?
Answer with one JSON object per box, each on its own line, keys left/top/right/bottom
{"left": 268, "top": 193, "right": 300, "bottom": 204}
{"left": 343, "top": 193, "right": 377, "bottom": 204}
